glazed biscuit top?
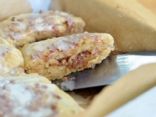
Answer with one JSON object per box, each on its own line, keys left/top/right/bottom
{"left": 23, "top": 32, "right": 114, "bottom": 61}
{"left": 0, "top": 11, "right": 85, "bottom": 46}
{"left": 0, "top": 73, "right": 51, "bottom": 84}
{"left": 0, "top": 79, "right": 60, "bottom": 117}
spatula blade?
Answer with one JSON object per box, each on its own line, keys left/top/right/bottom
{"left": 58, "top": 52, "right": 156, "bottom": 91}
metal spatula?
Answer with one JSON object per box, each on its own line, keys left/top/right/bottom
{"left": 28, "top": 1, "right": 156, "bottom": 91}
{"left": 56, "top": 52, "right": 156, "bottom": 91}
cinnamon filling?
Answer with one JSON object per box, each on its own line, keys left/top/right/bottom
{"left": 57, "top": 50, "right": 92, "bottom": 69}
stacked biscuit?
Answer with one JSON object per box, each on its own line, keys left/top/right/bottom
{"left": 0, "top": 11, "right": 114, "bottom": 117}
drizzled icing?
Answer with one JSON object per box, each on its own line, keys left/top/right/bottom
{"left": 25, "top": 33, "right": 114, "bottom": 65}
{"left": 0, "top": 46, "right": 12, "bottom": 73}
{"left": 32, "top": 32, "right": 112, "bottom": 52}
{"left": 0, "top": 45, "right": 10, "bottom": 56}
{"left": 0, "top": 11, "right": 85, "bottom": 47}
{"left": 0, "top": 79, "right": 60, "bottom": 117}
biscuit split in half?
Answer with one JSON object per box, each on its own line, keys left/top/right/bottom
{"left": 22, "top": 32, "right": 114, "bottom": 80}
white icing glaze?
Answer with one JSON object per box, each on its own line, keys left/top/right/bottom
{"left": 15, "top": 22, "right": 27, "bottom": 31}
{"left": 10, "top": 84, "right": 33, "bottom": 105}
{"left": 34, "top": 23, "right": 52, "bottom": 31}
{"left": 34, "top": 17, "right": 44, "bottom": 24}
{"left": 53, "top": 38, "right": 75, "bottom": 51}
{"left": 0, "top": 45, "right": 9, "bottom": 56}
{"left": 0, "top": 46, "right": 11, "bottom": 73}
{"left": 0, "top": 81, "right": 59, "bottom": 117}
{"left": 31, "top": 33, "right": 108, "bottom": 53}
{"left": 33, "top": 41, "right": 50, "bottom": 52}
{"left": 1, "top": 10, "right": 85, "bottom": 46}
{"left": 11, "top": 32, "right": 24, "bottom": 40}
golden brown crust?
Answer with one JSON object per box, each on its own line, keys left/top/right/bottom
{"left": 0, "top": 10, "right": 85, "bottom": 47}
{"left": 22, "top": 32, "right": 114, "bottom": 80}
{"left": 0, "top": 74, "right": 83, "bottom": 117}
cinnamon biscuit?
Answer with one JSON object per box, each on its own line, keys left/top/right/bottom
{"left": 0, "top": 11, "right": 85, "bottom": 47}
{"left": 0, "top": 38, "right": 24, "bottom": 75}
{"left": 0, "top": 74, "right": 83, "bottom": 117}
{"left": 22, "top": 32, "right": 114, "bottom": 80}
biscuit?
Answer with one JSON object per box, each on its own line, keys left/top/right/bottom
{"left": 0, "top": 73, "right": 51, "bottom": 84}
{"left": 0, "top": 11, "right": 85, "bottom": 47}
{"left": 0, "top": 74, "right": 83, "bottom": 117}
{"left": 22, "top": 32, "right": 114, "bottom": 80}
{"left": 0, "top": 38, "right": 24, "bottom": 75}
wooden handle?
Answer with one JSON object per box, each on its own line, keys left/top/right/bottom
{"left": 78, "top": 63, "right": 156, "bottom": 117}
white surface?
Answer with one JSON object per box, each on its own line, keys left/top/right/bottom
{"left": 28, "top": 0, "right": 51, "bottom": 12}
{"left": 108, "top": 87, "right": 156, "bottom": 117}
